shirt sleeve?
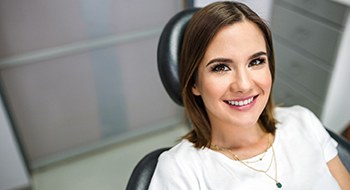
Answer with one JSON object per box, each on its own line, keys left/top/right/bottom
{"left": 303, "top": 107, "right": 338, "bottom": 162}
{"left": 148, "top": 151, "right": 199, "bottom": 190}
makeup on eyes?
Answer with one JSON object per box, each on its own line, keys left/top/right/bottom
{"left": 207, "top": 56, "right": 267, "bottom": 73}
{"left": 248, "top": 57, "right": 267, "bottom": 67}
{"left": 210, "top": 63, "right": 230, "bottom": 72}
{"left": 206, "top": 51, "right": 267, "bottom": 67}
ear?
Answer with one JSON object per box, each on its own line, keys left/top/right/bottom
{"left": 192, "top": 84, "right": 201, "bottom": 96}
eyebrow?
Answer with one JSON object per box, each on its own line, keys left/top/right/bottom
{"left": 250, "top": 51, "right": 267, "bottom": 59}
{"left": 205, "top": 51, "right": 267, "bottom": 67}
{"left": 206, "top": 58, "right": 232, "bottom": 67}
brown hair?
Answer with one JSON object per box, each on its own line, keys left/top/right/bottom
{"left": 180, "top": 1, "right": 277, "bottom": 148}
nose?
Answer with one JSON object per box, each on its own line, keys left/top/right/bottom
{"left": 230, "top": 68, "right": 253, "bottom": 93}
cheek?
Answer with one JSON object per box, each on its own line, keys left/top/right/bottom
{"left": 256, "top": 70, "right": 272, "bottom": 92}
{"left": 199, "top": 77, "right": 229, "bottom": 99}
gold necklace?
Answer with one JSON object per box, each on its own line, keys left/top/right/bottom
{"left": 212, "top": 134, "right": 271, "bottom": 163}
{"left": 245, "top": 135, "right": 271, "bottom": 163}
{"left": 211, "top": 135, "right": 282, "bottom": 188}
{"left": 235, "top": 145, "right": 282, "bottom": 188}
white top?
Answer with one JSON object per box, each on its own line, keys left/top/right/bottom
{"left": 149, "top": 106, "right": 340, "bottom": 190}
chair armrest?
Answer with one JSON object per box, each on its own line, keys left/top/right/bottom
{"left": 126, "top": 147, "right": 170, "bottom": 190}
{"left": 326, "top": 128, "right": 350, "bottom": 172}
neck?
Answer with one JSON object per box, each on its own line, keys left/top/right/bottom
{"left": 212, "top": 122, "right": 265, "bottom": 146}
{"left": 211, "top": 122, "right": 271, "bottom": 159}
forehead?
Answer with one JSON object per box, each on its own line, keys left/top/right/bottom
{"left": 203, "top": 20, "right": 266, "bottom": 60}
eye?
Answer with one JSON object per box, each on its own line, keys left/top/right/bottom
{"left": 211, "top": 64, "right": 230, "bottom": 72}
{"left": 249, "top": 57, "right": 266, "bottom": 67}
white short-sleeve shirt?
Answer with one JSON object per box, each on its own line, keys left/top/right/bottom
{"left": 149, "top": 106, "right": 340, "bottom": 190}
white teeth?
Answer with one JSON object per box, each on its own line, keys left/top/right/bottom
{"left": 227, "top": 97, "right": 254, "bottom": 106}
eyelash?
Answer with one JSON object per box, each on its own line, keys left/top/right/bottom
{"left": 249, "top": 57, "right": 266, "bottom": 67}
{"left": 210, "top": 57, "right": 267, "bottom": 72}
{"left": 211, "top": 64, "right": 230, "bottom": 72}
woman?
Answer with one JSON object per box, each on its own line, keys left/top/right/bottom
{"left": 149, "top": 1, "right": 350, "bottom": 189}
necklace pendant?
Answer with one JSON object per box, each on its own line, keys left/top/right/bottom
{"left": 276, "top": 182, "right": 282, "bottom": 188}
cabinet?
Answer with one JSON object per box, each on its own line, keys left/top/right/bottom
{"left": 270, "top": 0, "right": 347, "bottom": 116}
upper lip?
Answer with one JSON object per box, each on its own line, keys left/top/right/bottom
{"left": 225, "top": 95, "right": 258, "bottom": 102}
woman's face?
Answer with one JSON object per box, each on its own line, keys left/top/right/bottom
{"left": 192, "top": 21, "right": 272, "bottom": 130}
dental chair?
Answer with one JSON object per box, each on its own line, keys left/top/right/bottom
{"left": 125, "top": 8, "right": 350, "bottom": 190}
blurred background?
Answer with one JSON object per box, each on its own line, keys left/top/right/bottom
{"left": 0, "top": 0, "right": 349, "bottom": 189}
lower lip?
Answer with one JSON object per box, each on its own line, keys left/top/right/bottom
{"left": 226, "top": 96, "right": 257, "bottom": 111}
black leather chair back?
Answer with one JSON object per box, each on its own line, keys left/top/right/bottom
{"left": 157, "top": 8, "right": 199, "bottom": 106}
{"left": 125, "top": 8, "right": 198, "bottom": 190}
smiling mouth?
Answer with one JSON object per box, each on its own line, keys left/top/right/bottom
{"left": 224, "top": 95, "right": 258, "bottom": 107}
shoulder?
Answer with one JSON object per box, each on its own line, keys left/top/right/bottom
{"left": 274, "top": 105, "right": 320, "bottom": 128}
{"left": 155, "top": 139, "right": 213, "bottom": 178}
{"left": 274, "top": 105, "right": 337, "bottom": 148}
{"left": 158, "top": 139, "right": 201, "bottom": 166}
{"left": 274, "top": 105, "right": 338, "bottom": 162}
{"left": 149, "top": 140, "right": 203, "bottom": 189}
{"left": 275, "top": 105, "right": 313, "bottom": 121}
{"left": 274, "top": 105, "right": 325, "bottom": 142}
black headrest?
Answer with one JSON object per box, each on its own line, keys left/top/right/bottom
{"left": 157, "top": 8, "right": 199, "bottom": 106}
